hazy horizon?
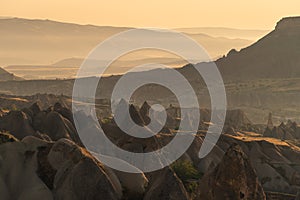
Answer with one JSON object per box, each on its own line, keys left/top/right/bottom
{"left": 1, "top": 0, "right": 300, "bottom": 30}
{"left": 0, "top": 16, "right": 267, "bottom": 79}
{"left": 0, "top": 16, "right": 271, "bottom": 31}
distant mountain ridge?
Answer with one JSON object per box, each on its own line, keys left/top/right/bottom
{"left": 2, "top": 17, "right": 300, "bottom": 82}
{"left": 187, "top": 16, "right": 300, "bottom": 81}
{"left": 0, "top": 17, "right": 253, "bottom": 77}
{"left": 176, "top": 27, "right": 269, "bottom": 40}
{"left": 0, "top": 17, "right": 131, "bottom": 36}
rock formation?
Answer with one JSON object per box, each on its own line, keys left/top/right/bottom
{"left": 144, "top": 167, "right": 189, "bottom": 200}
{"left": 197, "top": 144, "right": 266, "bottom": 200}
{"left": 267, "top": 113, "right": 274, "bottom": 129}
{"left": 264, "top": 120, "right": 300, "bottom": 140}
{"left": 140, "top": 101, "right": 151, "bottom": 125}
{"left": 0, "top": 133, "right": 121, "bottom": 200}
{"left": 0, "top": 102, "right": 82, "bottom": 145}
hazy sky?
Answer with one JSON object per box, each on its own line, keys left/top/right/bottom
{"left": 1, "top": 0, "right": 300, "bottom": 29}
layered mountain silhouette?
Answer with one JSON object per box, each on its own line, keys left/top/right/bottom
{"left": 1, "top": 17, "right": 299, "bottom": 81}
{"left": 0, "top": 17, "right": 254, "bottom": 79}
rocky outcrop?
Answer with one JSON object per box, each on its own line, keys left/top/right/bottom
{"left": 39, "top": 111, "right": 80, "bottom": 144}
{"left": 264, "top": 120, "right": 300, "bottom": 140}
{"left": 197, "top": 144, "right": 266, "bottom": 200}
{"left": 48, "top": 139, "right": 120, "bottom": 200}
{"left": 189, "top": 133, "right": 300, "bottom": 195}
{"left": 53, "top": 102, "right": 74, "bottom": 125}
{"left": 0, "top": 110, "right": 36, "bottom": 139}
{"left": 225, "top": 109, "right": 252, "bottom": 129}
{"left": 267, "top": 113, "right": 274, "bottom": 129}
{"left": 111, "top": 168, "right": 148, "bottom": 199}
{"left": 140, "top": 101, "right": 151, "bottom": 125}
{"left": 0, "top": 135, "right": 121, "bottom": 200}
{"left": 0, "top": 136, "right": 53, "bottom": 200}
{"left": 144, "top": 167, "right": 189, "bottom": 200}
{"left": 114, "top": 99, "right": 145, "bottom": 129}
{"left": 0, "top": 102, "right": 82, "bottom": 145}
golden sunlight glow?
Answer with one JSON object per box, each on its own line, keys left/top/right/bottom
{"left": 1, "top": 0, "right": 300, "bottom": 29}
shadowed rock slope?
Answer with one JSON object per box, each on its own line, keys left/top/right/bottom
{"left": 211, "top": 17, "right": 300, "bottom": 81}
{"left": 197, "top": 144, "right": 266, "bottom": 200}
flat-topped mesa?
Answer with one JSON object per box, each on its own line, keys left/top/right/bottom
{"left": 275, "top": 16, "right": 300, "bottom": 30}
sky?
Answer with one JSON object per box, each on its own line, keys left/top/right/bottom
{"left": 1, "top": 0, "right": 300, "bottom": 29}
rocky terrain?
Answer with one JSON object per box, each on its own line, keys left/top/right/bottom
{"left": 0, "top": 98, "right": 300, "bottom": 199}
{"left": 1, "top": 16, "right": 300, "bottom": 200}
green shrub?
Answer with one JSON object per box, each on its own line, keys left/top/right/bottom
{"left": 185, "top": 181, "right": 199, "bottom": 194}
{"left": 172, "top": 160, "right": 203, "bottom": 197}
{"left": 171, "top": 160, "right": 202, "bottom": 182}
{"left": 101, "top": 117, "right": 112, "bottom": 124}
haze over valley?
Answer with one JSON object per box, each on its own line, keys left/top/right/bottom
{"left": 0, "top": 17, "right": 267, "bottom": 79}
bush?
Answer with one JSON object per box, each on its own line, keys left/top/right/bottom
{"left": 101, "top": 117, "right": 112, "bottom": 124}
{"left": 172, "top": 160, "right": 203, "bottom": 196}
{"left": 171, "top": 160, "right": 202, "bottom": 182}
